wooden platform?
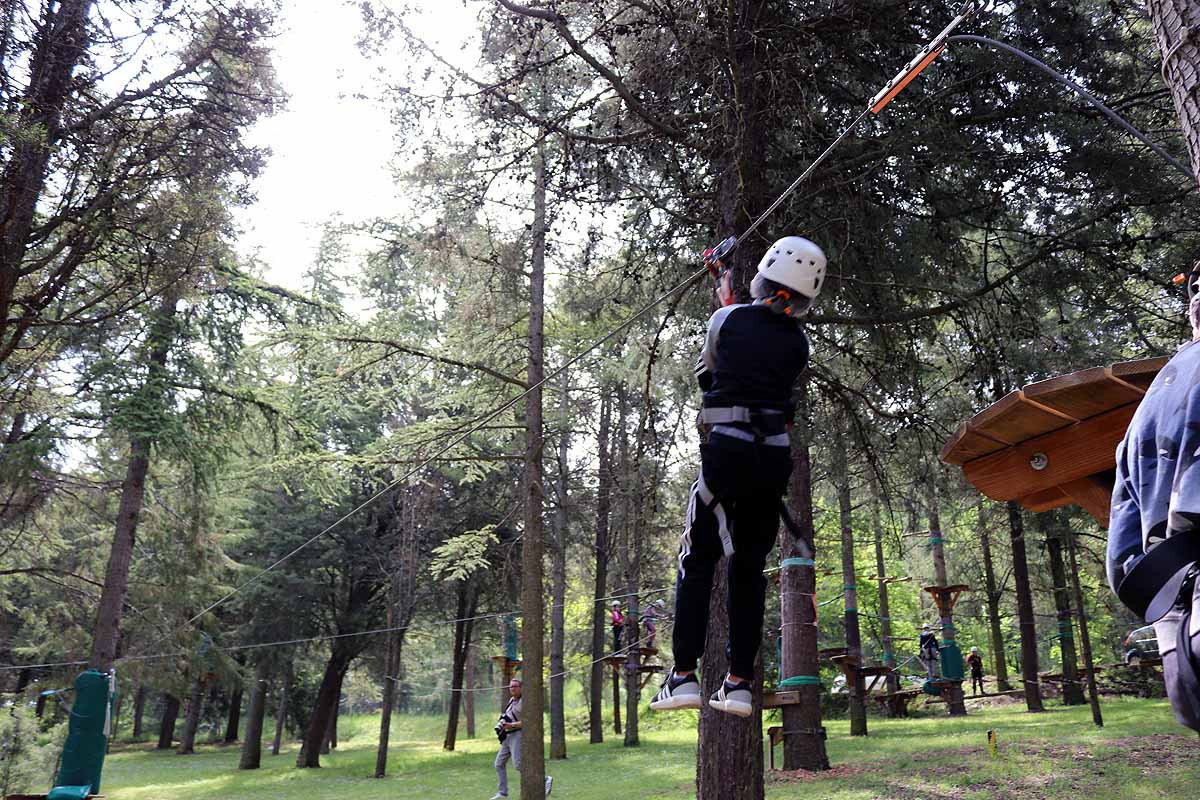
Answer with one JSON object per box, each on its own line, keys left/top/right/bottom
{"left": 940, "top": 357, "right": 1166, "bottom": 525}
{"left": 873, "top": 689, "right": 921, "bottom": 717}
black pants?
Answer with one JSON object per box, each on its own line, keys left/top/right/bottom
{"left": 672, "top": 433, "right": 792, "bottom": 681}
{"left": 612, "top": 625, "right": 622, "bottom": 651}
{"left": 972, "top": 673, "right": 984, "bottom": 694}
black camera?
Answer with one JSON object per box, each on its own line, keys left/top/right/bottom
{"left": 495, "top": 712, "right": 513, "bottom": 743}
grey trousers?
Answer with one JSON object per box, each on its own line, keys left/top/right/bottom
{"left": 495, "top": 730, "right": 522, "bottom": 797}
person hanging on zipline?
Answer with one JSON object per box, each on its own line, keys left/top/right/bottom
{"left": 967, "top": 646, "right": 985, "bottom": 695}
{"left": 650, "top": 235, "right": 826, "bottom": 718}
{"left": 919, "top": 624, "right": 940, "bottom": 680}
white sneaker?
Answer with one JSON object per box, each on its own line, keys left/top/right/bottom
{"left": 545, "top": 775, "right": 554, "bottom": 796}
{"left": 650, "top": 670, "right": 702, "bottom": 711}
{"left": 489, "top": 794, "right": 506, "bottom": 800}
{"left": 709, "top": 675, "right": 753, "bottom": 718}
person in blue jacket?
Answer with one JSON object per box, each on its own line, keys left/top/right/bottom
{"left": 1109, "top": 258, "right": 1200, "bottom": 731}
{"left": 650, "top": 235, "right": 827, "bottom": 719}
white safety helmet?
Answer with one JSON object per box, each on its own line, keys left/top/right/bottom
{"left": 756, "top": 236, "right": 827, "bottom": 302}
{"left": 971, "top": 646, "right": 980, "bottom": 654}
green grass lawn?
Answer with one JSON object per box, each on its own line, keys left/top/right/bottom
{"left": 100, "top": 696, "right": 1198, "bottom": 799}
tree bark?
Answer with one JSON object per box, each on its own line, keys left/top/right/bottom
{"left": 589, "top": 392, "right": 613, "bottom": 745}
{"left": 1067, "top": 530, "right": 1104, "bottom": 728}
{"left": 271, "top": 668, "right": 290, "bottom": 756}
{"left": 1040, "top": 516, "right": 1084, "bottom": 705}
{"left": 465, "top": 637, "right": 477, "bottom": 739}
{"left": 444, "top": 581, "right": 478, "bottom": 752}
{"left": 90, "top": 288, "right": 181, "bottom": 670}
{"left": 832, "top": 417, "right": 867, "bottom": 735}
{"left": 376, "top": 604, "right": 401, "bottom": 776}
{"left": 224, "top": 687, "right": 244, "bottom": 743}
{"left": 780, "top": 376, "right": 829, "bottom": 771}
{"left": 870, "top": 488, "right": 900, "bottom": 697}
{"left": 323, "top": 689, "right": 341, "bottom": 753}
{"left": 157, "top": 693, "right": 180, "bottom": 750}
{"left": 518, "top": 128, "right": 548, "bottom": 800}
{"left": 239, "top": 662, "right": 270, "bottom": 769}
{"left": 927, "top": 485, "right": 966, "bottom": 716}
{"left": 298, "top": 645, "right": 354, "bottom": 768}
{"left": 549, "top": 370, "right": 570, "bottom": 759}
{"left": 978, "top": 501, "right": 1012, "bottom": 691}
{"left": 132, "top": 684, "right": 147, "bottom": 740}
{"left": 1007, "top": 501, "right": 1044, "bottom": 712}
{"left": 0, "top": 0, "right": 94, "bottom": 363}
{"left": 1146, "top": 0, "right": 1200, "bottom": 183}
{"left": 177, "top": 678, "right": 205, "bottom": 755}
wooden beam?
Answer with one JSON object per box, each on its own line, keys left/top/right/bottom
{"left": 961, "top": 403, "right": 1136, "bottom": 502}
{"left": 1017, "top": 486, "right": 1071, "bottom": 512}
{"left": 1056, "top": 475, "right": 1113, "bottom": 527}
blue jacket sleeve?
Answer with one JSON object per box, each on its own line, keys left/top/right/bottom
{"left": 1107, "top": 437, "right": 1142, "bottom": 594}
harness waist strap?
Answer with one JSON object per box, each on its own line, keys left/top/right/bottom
{"left": 1117, "top": 533, "right": 1200, "bottom": 622}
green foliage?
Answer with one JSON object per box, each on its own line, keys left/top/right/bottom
{"left": 430, "top": 525, "right": 500, "bottom": 581}
{"left": 0, "top": 699, "right": 68, "bottom": 796}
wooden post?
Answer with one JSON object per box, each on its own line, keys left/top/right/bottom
{"left": 611, "top": 660, "right": 622, "bottom": 734}
{"left": 1067, "top": 530, "right": 1104, "bottom": 728}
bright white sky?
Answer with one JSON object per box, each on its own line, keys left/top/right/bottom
{"left": 236, "top": 1, "right": 479, "bottom": 291}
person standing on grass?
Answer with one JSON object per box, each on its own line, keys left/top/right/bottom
{"left": 967, "top": 646, "right": 985, "bottom": 695}
{"left": 649, "top": 236, "right": 827, "bottom": 719}
{"left": 490, "top": 678, "right": 552, "bottom": 799}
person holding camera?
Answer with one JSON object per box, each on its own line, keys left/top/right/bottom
{"left": 491, "top": 678, "right": 552, "bottom": 799}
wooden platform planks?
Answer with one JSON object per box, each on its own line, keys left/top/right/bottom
{"left": 940, "top": 357, "right": 1165, "bottom": 523}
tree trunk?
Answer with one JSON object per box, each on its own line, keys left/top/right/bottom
{"left": 444, "top": 581, "right": 478, "bottom": 752}
{"left": 157, "top": 693, "right": 180, "bottom": 750}
{"left": 518, "top": 129, "right": 548, "bottom": 800}
{"left": 780, "top": 376, "right": 829, "bottom": 771}
{"left": 978, "top": 501, "right": 1012, "bottom": 691}
{"left": 1040, "top": 515, "right": 1084, "bottom": 705}
{"left": 1145, "top": 0, "right": 1200, "bottom": 183}
{"left": 1067, "top": 530, "right": 1104, "bottom": 728}
{"left": 870, "top": 489, "right": 900, "bottom": 697}
{"left": 0, "top": 0, "right": 94, "bottom": 364}
{"left": 224, "top": 687, "right": 243, "bottom": 743}
{"left": 90, "top": 289, "right": 181, "bottom": 670}
{"left": 377, "top": 605, "right": 401, "bottom": 776}
{"left": 697, "top": 565, "right": 764, "bottom": 798}
{"left": 832, "top": 417, "right": 867, "bottom": 735}
{"left": 177, "top": 678, "right": 205, "bottom": 755}
{"left": 465, "top": 637, "right": 477, "bottom": 739}
{"left": 322, "top": 690, "right": 341, "bottom": 753}
{"left": 132, "top": 684, "right": 147, "bottom": 740}
{"left": 550, "top": 370, "right": 570, "bottom": 760}
{"left": 589, "top": 392, "right": 613, "bottom": 745}
{"left": 271, "top": 668, "right": 290, "bottom": 756}
{"left": 239, "top": 661, "right": 270, "bottom": 769}
{"left": 927, "top": 485, "right": 966, "bottom": 716}
{"left": 1006, "top": 501, "right": 1044, "bottom": 712}
{"left": 297, "top": 646, "right": 353, "bottom": 768}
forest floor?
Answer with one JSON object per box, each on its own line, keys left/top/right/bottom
{"left": 100, "top": 695, "right": 1197, "bottom": 800}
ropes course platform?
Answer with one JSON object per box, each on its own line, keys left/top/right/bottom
{"left": 940, "top": 357, "right": 1166, "bottom": 526}
{"left": 873, "top": 689, "right": 921, "bottom": 717}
